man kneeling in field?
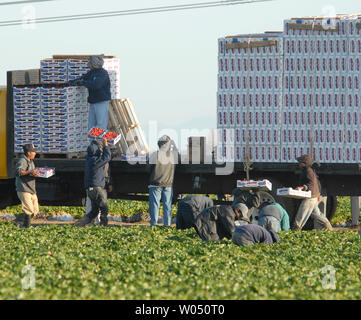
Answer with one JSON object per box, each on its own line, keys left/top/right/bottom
{"left": 194, "top": 202, "right": 249, "bottom": 241}
{"left": 232, "top": 224, "right": 280, "bottom": 246}
{"left": 176, "top": 195, "right": 214, "bottom": 230}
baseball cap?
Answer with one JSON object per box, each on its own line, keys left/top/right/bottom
{"left": 23, "top": 143, "right": 37, "bottom": 153}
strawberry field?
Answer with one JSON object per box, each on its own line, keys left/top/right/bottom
{"left": 0, "top": 197, "right": 360, "bottom": 300}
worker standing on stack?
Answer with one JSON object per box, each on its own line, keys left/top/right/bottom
{"left": 148, "top": 135, "right": 179, "bottom": 227}
{"left": 69, "top": 54, "right": 111, "bottom": 130}
{"left": 76, "top": 137, "right": 111, "bottom": 227}
{"left": 13, "top": 144, "right": 40, "bottom": 228}
{"left": 294, "top": 154, "right": 333, "bottom": 231}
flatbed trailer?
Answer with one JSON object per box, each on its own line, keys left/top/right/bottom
{"left": 2, "top": 72, "right": 361, "bottom": 225}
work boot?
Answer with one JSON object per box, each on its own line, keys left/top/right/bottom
{"left": 13, "top": 213, "right": 25, "bottom": 227}
{"left": 75, "top": 215, "right": 92, "bottom": 227}
{"left": 20, "top": 214, "right": 31, "bottom": 228}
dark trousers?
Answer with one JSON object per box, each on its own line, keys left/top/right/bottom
{"left": 86, "top": 187, "right": 108, "bottom": 221}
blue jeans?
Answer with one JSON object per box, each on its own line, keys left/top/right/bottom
{"left": 258, "top": 216, "right": 281, "bottom": 233}
{"left": 88, "top": 101, "right": 110, "bottom": 130}
{"left": 148, "top": 186, "right": 173, "bottom": 226}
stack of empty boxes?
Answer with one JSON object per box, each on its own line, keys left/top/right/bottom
{"left": 40, "top": 86, "right": 86, "bottom": 153}
{"left": 217, "top": 33, "right": 284, "bottom": 162}
{"left": 13, "top": 87, "right": 41, "bottom": 152}
{"left": 217, "top": 15, "right": 361, "bottom": 164}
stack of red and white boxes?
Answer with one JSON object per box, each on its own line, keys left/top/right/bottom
{"left": 217, "top": 15, "right": 361, "bottom": 163}
{"left": 217, "top": 33, "right": 284, "bottom": 162}
{"left": 13, "top": 87, "right": 41, "bottom": 153}
{"left": 40, "top": 86, "right": 85, "bottom": 153}
{"left": 40, "top": 59, "right": 68, "bottom": 84}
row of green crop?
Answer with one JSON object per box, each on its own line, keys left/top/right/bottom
{"left": 0, "top": 222, "right": 360, "bottom": 300}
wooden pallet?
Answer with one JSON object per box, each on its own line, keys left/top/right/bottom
{"left": 286, "top": 22, "right": 339, "bottom": 32}
{"left": 226, "top": 39, "right": 277, "bottom": 50}
{"left": 108, "top": 99, "right": 149, "bottom": 156}
{"left": 52, "top": 54, "right": 116, "bottom": 60}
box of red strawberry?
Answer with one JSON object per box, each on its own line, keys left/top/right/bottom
{"left": 102, "top": 130, "right": 121, "bottom": 146}
{"left": 88, "top": 127, "right": 107, "bottom": 139}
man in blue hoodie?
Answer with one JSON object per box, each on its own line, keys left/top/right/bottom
{"left": 76, "top": 137, "right": 111, "bottom": 227}
{"left": 69, "top": 55, "right": 111, "bottom": 130}
{"left": 232, "top": 224, "right": 280, "bottom": 247}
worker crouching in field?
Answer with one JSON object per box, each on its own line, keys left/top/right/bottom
{"left": 14, "top": 144, "right": 40, "bottom": 228}
{"left": 148, "top": 135, "right": 179, "bottom": 227}
{"left": 232, "top": 224, "right": 280, "bottom": 247}
{"left": 257, "top": 200, "right": 290, "bottom": 233}
{"left": 232, "top": 188, "right": 261, "bottom": 222}
{"left": 176, "top": 195, "right": 214, "bottom": 230}
{"left": 194, "top": 202, "right": 249, "bottom": 241}
{"left": 76, "top": 137, "right": 111, "bottom": 227}
{"left": 69, "top": 55, "right": 111, "bottom": 130}
{"left": 294, "top": 155, "right": 333, "bottom": 231}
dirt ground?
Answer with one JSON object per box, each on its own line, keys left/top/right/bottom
{"left": 1, "top": 217, "right": 171, "bottom": 228}
{"left": 1, "top": 217, "right": 359, "bottom": 231}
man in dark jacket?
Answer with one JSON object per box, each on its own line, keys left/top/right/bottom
{"left": 194, "top": 202, "right": 249, "bottom": 241}
{"left": 76, "top": 137, "right": 111, "bottom": 227}
{"left": 176, "top": 195, "right": 214, "bottom": 229}
{"left": 232, "top": 224, "right": 280, "bottom": 246}
{"left": 148, "top": 135, "right": 179, "bottom": 227}
{"left": 69, "top": 55, "right": 111, "bottom": 130}
{"left": 83, "top": 142, "right": 112, "bottom": 225}
{"left": 294, "top": 154, "right": 333, "bottom": 230}
{"left": 231, "top": 188, "right": 261, "bottom": 221}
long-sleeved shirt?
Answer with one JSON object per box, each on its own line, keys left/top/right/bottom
{"left": 84, "top": 144, "right": 111, "bottom": 189}
{"left": 194, "top": 205, "right": 237, "bottom": 241}
{"left": 176, "top": 195, "right": 214, "bottom": 229}
{"left": 75, "top": 68, "right": 111, "bottom": 104}
{"left": 233, "top": 224, "right": 280, "bottom": 245}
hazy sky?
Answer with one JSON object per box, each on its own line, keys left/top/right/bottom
{"left": 2, "top": 0, "right": 361, "bottom": 150}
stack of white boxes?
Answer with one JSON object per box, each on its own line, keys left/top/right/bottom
{"left": 13, "top": 87, "right": 41, "bottom": 152}
{"left": 217, "top": 33, "right": 284, "bottom": 162}
{"left": 217, "top": 15, "right": 361, "bottom": 163}
{"left": 40, "top": 86, "right": 87, "bottom": 153}
{"left": 40, "top": 59, "right": 68, "bottom": 84}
